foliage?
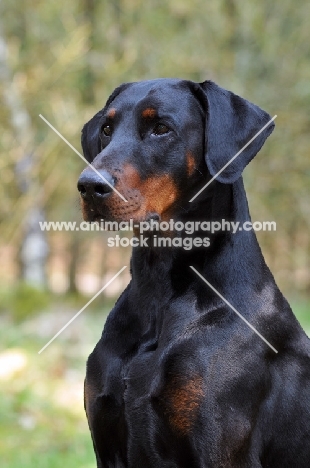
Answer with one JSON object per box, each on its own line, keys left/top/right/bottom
{"left": 0, "top": 0, "right": 309, "bottom": 295}
{"left": 0, "top": 301, "right": 309, "bottom": 467}
{"left": 1, "top": 0, "right": 309, "bottom": 296}
{"left": 0, "top": 283, "right": 51, "bottom": 321}
{"left": 1, "top": 4, "right": 309, "bottom": 466}
{"left": 0, "top": 312, "right": 101, "bottom": 467}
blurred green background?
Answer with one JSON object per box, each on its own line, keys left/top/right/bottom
{"left": 0, "top": 1, "right": 309, "bottom": 466}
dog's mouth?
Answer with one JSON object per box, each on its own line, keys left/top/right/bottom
{"left": 80, "top": 196, "right": 161, "bottom": 227}
{"left": 79, "top": 166, "right": 179, "bottom": 226}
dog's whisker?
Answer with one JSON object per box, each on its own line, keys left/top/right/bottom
{"left": 78, "top": 77, "right": 309, "bottom": 467}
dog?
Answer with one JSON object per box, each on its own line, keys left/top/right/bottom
{"left": 77, "top": 79, "right": 310, "bottom": 467}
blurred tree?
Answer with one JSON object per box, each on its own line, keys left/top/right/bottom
{"left": 0, "top": 17, "right": 48, "bottom": 287}
{"left": 0, "top": 0, "right": 309, "bottom": 296}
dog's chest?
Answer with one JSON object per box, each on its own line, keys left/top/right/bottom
{"left": 86, "top": 332, "right": 206, "bottom": 465}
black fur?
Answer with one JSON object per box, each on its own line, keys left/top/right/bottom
{"left": 78, "top": 79, "right": 310, "bottom": 468}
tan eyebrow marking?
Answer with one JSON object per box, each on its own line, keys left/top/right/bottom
{"left": 142, "top": 108, "right": 157, "bottom": 118}
{"left": 107, "top": 108, "right": 117, "bottom": 118}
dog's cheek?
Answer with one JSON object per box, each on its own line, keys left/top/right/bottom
{"left": 141, "top": 175, "right": 179, "bottom": 219}
{"left": 107, "top": 192, "right": 141, "bottom": 221}
{"left": 186, "top": 151, "right": 196, "bottom": 177}
{"left": 114, "top": 164, "right": 179, "bottom": 220}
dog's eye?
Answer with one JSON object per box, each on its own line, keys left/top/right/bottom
{"left": 101, "top": 125, "right": 112, "bottom": 137}
{"left": 152, "top": 123, "right": 170, "bottom": 136}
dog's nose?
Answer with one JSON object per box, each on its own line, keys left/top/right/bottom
{"left": 77, "top": 169, "right": 115, "bottom": 200}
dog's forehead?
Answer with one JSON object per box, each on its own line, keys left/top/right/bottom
{"left": 107, "top": 79, "right": 197, "bottom": 114}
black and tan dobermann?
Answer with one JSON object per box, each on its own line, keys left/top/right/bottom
{"left": 77, "top": 79, "right": 310, "bottom": 468}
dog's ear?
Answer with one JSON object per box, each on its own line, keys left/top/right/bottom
{"left": 81, "top": 109, "right": 103, "bottom": 162}
{"left": 198, "top": 81, "right": 275, "bottom": 184}
{"left": 81, "top": 83, "right": 132, "bottom": 162}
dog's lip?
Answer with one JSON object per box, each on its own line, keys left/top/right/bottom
{"left": 83, "top": 200, "right": 161, "bottom": 224}
{"left": 93, "top": 213, "right": 106, "bottom": 222}
{"left": 82, "top": 208, "right": 106, "bottom": 222}
{"left": 145, "top": 212, "right": 161, "bottom": 222}
{"left": 88, "top": 210, "right": 161, "bottom": 225}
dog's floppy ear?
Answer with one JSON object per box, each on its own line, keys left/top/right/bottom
{"left": 81, "top": 109, "right": 103, "bottom": 162}
{"left": 198, "top": 81, "right": 275, "bottom": 184}
{"left": 81, "top": 83, "right": 132, "bottom": 162}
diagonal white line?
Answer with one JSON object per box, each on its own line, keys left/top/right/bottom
{"left": 190, "top": 266, "right": 278, "bottom": 353}
{"left": 38, "top": 266, "right": 127, "bottom": 354}
{"left": 189, "top": 116, "right": 277, "bottom": 202}
{"left": 39, "top": 114, "right": 128, "bottom": 203}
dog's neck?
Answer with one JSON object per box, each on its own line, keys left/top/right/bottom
{"left": 129, "top": 178, "right": 275, "bottom": 302}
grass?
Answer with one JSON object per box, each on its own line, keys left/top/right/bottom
{"left": 0, "top": 296, "right": 309, "bottom": 467}
{"left": 291, "top": 299, "right": 310, "bottom": 335}
{"left": 0, "top": 304, "right": 110, "bottom": 468}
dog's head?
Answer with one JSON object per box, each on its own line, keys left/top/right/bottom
{"left": 78, "top": 79, "right": 274, "bottom": 223}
